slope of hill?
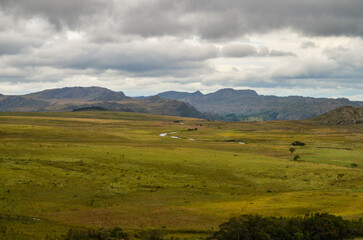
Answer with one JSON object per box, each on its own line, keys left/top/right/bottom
{"left": 156, "top": 89, "right": 363, "bottom": 121}
{"left": 311, "top": 106, "right": 363, "bottom": 125}
{"left": 0, "top": 96, "right": 49, "bottom": 112}
{"left": 143, "top": 96, "right": 204, "bottom": 118}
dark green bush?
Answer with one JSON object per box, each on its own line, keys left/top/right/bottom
{"left": 293, "top": 155, "right": 301, "bottom": 161}
{"left": 208, "top": 213, "right": 363, "bottom": 240}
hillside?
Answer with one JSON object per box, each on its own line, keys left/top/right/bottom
{"left": 0, "top": 96, "right": 49, "bottom": 112}
{"left": 312, "top": 106, "right": 363, "bottom": 125}
{"left": 0, "top": 87, "right": 203, "bottom": 118}
{"left": 156, "top": 89, "right": 363, "bottom": 121}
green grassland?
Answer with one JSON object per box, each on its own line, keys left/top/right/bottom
{"left": 0, "top": 111, "right": 362, "bottom": 239}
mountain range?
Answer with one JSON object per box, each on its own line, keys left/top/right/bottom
{"left": 156, "top": 88, "right": 363, "bottom": 121}
{"left": 0, "top": 87, "right": 202, "bottom": 118}
{"left": 0, "top": 86, "right": 362, "bottom": 121}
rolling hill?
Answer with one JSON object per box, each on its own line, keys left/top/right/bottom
{"left": 312, "top": 106, "right": 363, "bottom": 125}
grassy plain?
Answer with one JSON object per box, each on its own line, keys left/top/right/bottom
{"left": 0, "top": 111, "right": 362, "bottom": 239}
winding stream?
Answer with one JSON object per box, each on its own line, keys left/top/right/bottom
{"left": 159, "top": 132, "right": 243, "bottom": 144}
{"left": 159, "top": 131, "right": 195, "bottom": 140}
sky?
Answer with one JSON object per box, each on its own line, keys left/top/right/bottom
{"left": 0, "top": 0, "right": 362, "bottom": 100}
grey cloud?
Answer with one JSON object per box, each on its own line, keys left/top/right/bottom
{"left": 200, "top": 54, "right": 363, "bottom": 90}
{"left": 324, "top": 44, "right": 363, "bottom": 72}
{"left": 220, "top": 44, "right": 295, "bottom": 58}
{"left": 0, "top": 0, "right": 107, "bottom": 29}
{"left": 0, "top": 39, "right": 30, "bottom": 55}
{"left": 0, "top": 8, "right": 56, "bottom": 55}
{"left": 263, "top": 49, "right": 295, "bottom": 57}
{"left": 0, "top": 33, "right": 43, "bottom": 55}
{"left": 1, "top": 0, "right": 363, "bottom": 39}
{"left": 117, "top": 0, "right": 363, "bottom": 39}
{"left": 3, "top": 38, "right": 218, "bottom": 76}
{"left": 301, "top": 41, "right": 317, "bottom": 49}
{"left": 220, "top": 44, "right": 257, "bottom": 57}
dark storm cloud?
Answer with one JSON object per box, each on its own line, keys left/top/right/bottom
{"left": 107, "top": 0, "right": 363, "bottom": 39}
{"left": 1, "top": 0, "right": 363, "bottom": 38}
{"left": 115, "top": 0, "right": 363, "bottom": 39}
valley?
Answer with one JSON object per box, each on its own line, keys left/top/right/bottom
{"left": 0, "top": 111, "right": 362, "bottom": 239}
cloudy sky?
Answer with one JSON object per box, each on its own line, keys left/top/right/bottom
{"left": 0, "top": 0, "right": 362, "bottom": 100}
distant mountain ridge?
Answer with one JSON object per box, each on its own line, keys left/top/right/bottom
{"left": 1, "top": 86, "right": 362, "bottom": 121}
{"left": 157, "top": 90, "right": 203, "bottom": 100}
{"left": 157, "top": 88, "right": 258, "bottom": 101}
{"left": 26, "top": 86, "right": 127, "bottom": 101}
{"left": 155, "top": 88, "right": 363, "bottom": 121}
{"left": 204, "top": 88, "right": 258, "bottom": 99}
{"left": 0, "top": 87, "right": 203, "bottom": 118}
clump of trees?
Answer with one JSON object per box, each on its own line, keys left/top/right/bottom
{"left": 208, "top": 213, "right": 363, "bottom": 240}
{"left": 292, "top": 141, "right": 305, "bottom": 146}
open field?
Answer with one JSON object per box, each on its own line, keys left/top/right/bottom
{"left": 0, "top": 111, "right": 362, "bottom": 239}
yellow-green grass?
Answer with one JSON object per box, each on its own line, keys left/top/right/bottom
{"left": 0, "top": 111, "right": 362, "bottom": 239}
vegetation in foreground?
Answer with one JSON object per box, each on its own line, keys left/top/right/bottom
{"left": 209, "top": 213, "right": 363, "bottom": 240}
{"left": 2, "top": 213, "right": 361, "bottom": 239}
{"left": 0, "top": 111, "right": 362, "bottom": 239}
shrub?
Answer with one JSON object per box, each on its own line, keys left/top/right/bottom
{"left": 289, "top": 147, "right": 295, "bottom": 155}
{"left": 293, "top": 155, "right": 301, "bottom": 161}
{"left": 351, "top": 163, "right": 358, "bottom": 168}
